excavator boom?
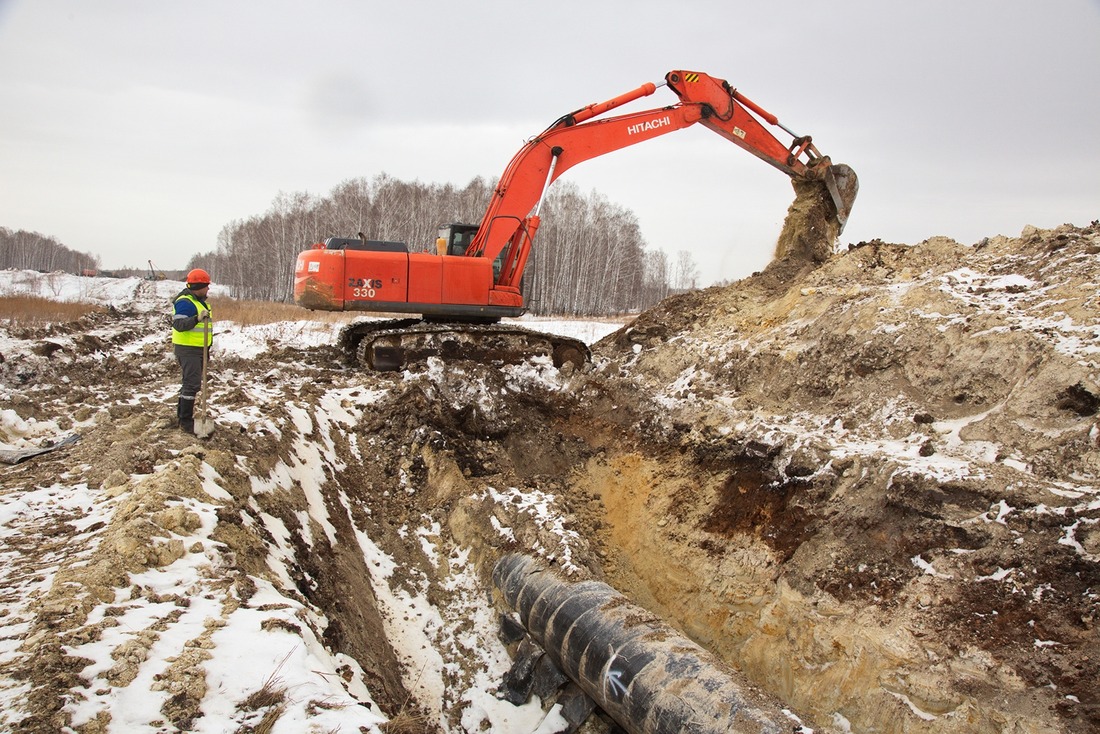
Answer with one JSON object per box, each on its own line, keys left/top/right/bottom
{"left": 467, "top": 70, "right": 858, "bottom": 275}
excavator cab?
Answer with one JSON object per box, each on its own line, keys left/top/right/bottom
{"left": 439, "top": 223, "right": 480, "bottom": 256}
{"left": 439, "top": 222, "right": 515, "bottom": 283}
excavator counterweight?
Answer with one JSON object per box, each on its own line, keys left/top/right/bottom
{"left": 294, "top": 69, "right": 857, "bottom": 370}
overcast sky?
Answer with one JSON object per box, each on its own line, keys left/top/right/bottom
{"left": 2, "top": 1, "right": 1098, "bottom": 285}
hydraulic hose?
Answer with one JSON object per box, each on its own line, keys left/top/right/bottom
{"left": 493, "top": 553, "right": 793, "bottom": 734}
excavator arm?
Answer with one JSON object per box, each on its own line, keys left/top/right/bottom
{"left": 468, "top": 70, "right": 858, "bottom": 290}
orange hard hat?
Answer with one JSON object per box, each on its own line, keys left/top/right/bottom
{"left": 186, "top": 268, "right": 211, "bottom": 286}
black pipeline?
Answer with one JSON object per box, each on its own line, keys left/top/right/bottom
{"left": 493, "top": 553, "right": 793, "bottom": 734}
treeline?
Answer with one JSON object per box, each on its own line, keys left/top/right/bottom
{"left": 189, "top": 174, "right": 694, "bottom": 316}
{"left": 0, "top": 227, "right": 99, "bottom": 275}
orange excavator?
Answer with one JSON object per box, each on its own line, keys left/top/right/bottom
{"left": 294, "top": 69, "right": 858, "bottom": 371}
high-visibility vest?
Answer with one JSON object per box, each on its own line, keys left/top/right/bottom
{"left": 172, "top": 293, "right": 213, "bottom": 347}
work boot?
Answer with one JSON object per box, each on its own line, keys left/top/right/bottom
{"left": 177, "top": 396, "right": 195, "bottom": 434}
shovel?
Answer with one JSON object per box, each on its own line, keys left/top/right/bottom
{"left": 195, "top": 316, "right": 216, "bottom": 438}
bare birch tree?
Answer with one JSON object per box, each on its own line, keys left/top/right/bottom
{"left": 0, "top": 227, "right": 98, "bottom": 274}
{"left": 186, "top": 173, "right": 689, "bottom": 312}
{"left": 673, "top": 250, "right": 700, "bottom": 292}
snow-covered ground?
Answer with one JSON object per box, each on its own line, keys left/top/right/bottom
{"left": 0, "top": 269, "right": 622, "bottom": 733}
{"left": 3, "top": 220, "right": 1098, "bottom": 734}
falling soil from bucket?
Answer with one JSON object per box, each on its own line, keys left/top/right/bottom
{"left": 774, "top": 177, "right": 841, "bottom": 263}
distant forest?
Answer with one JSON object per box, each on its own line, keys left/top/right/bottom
{"left": 188, "top": 174, "right": 700, "bottom": 316}
{"left": 1, "top": 175, "right": 700, "bottom": 317}
{"left": 0, "top": 227, "right": 99, "bottom": 275}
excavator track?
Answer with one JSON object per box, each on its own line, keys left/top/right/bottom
{"left": 339, "top": 319, "right": 590, "bottom": 372}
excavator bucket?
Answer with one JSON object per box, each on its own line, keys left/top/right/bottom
{"left": 825, "top": 163, "right": 859, "bottom": 233}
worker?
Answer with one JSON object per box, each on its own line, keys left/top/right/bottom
{"left": 171, "top": 268, "right": 213, "bottom": 434}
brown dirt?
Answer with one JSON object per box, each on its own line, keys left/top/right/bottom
{"left": 1, "top": 220, "right": 1098, "bottom": 732}
{"left": 774, "top": 177, "right": 841, "bottom": 264}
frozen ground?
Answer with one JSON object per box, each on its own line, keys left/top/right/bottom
{"left": 1, "top": 220, "right": 1097, "bottom": 733}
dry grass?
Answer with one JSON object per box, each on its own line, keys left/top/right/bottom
{"left": 379, "top": 710, "right": 432, "bottom": 733}
{"left": 213, "top": 297, "right": 361, "bottom": 327}
{"left": 232, "top": 648, "right": 299, "bottom": 734}
{"left": 242, "top": 703, "right": 287, "bottom": 734}
{"left": 0, "top": 294, "right": 107, "bottom": 328}
{"left": 235, "top": 670, "right": 289, "bottom": 734}
{"left": 379, "top": 663, "right": 432, "bottom": 733}
{"left": 1, "top": 291, "right": 624, "bottom": 331}
{"left": 0, "top": 292, "right": 353, "bottom": 329}
{"left": 238, "top": 676, "right": 287, "bottom": 711}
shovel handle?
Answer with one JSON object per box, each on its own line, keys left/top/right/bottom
{"left": 199, "top": 318, "right": 210, "bottom": 420}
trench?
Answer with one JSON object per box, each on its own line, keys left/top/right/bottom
{"left": 8, "top": 324, "right": 1064, "bottom": 733}
{"left": 227, "top": 362, "right": 1041, "bottom": 734}
{"left": 212, "top": 352, "right": 1056, "bottom": 734}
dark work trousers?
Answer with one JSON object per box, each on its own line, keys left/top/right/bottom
{"left": 174, "top": 344, "right": 204, "bottom": 424}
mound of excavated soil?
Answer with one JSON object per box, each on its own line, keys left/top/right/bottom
{"left": 1, "top": 219, "right": 1097, "bottom": 733}
{"left": 588, "top": 221, "right": 1100, "bottom": 733}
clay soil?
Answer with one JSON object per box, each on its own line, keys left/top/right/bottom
{"left": 2, "top": 216, "right": 1099, "bottom": 733}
